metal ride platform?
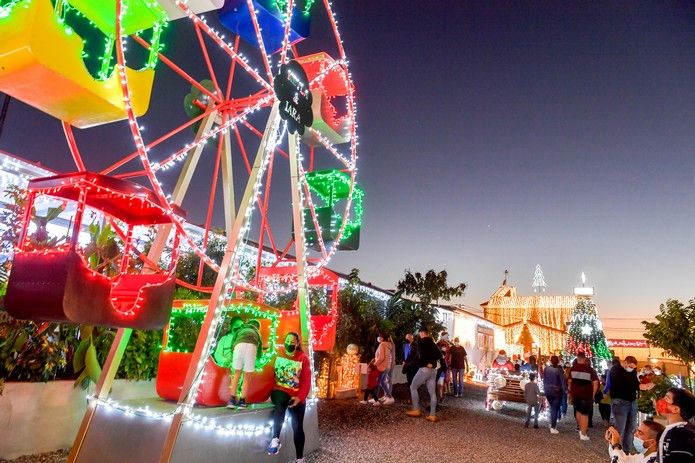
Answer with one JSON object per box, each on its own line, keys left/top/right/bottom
{"left": 72, "top": 398, "right": 318, "bottom": 463}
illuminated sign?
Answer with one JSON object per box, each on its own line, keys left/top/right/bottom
{"left": 607, "top": 339, "right": 649, "bottom": 348}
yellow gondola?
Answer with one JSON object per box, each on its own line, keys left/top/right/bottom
{"left": 0, "top": 0, "right": 156, "bottom": 128}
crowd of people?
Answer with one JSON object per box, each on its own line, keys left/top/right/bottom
{"left": 360, "top": 327, "right": 469, "bottom": 423}
{"left": 512, "top": 350, "right": 695, "bottom": 462}
{"left": 360, "top": 334, "right": 695, "bottom": 463}
{"left": 220, "top": 320, "right": 694, "bottom": 463}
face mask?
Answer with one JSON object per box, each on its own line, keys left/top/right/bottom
{"left": 441, "top": 335, "right": 449, "bottom": 341}
{"left": 497, "top": 356, "right": 508, "bottom": 364}
{"left": 633, "top": 437, "right": 652, "bottom": 454}
{"left": 655, "top": 398, "right": 670, "bottom": 415}
{"left": 285, "top": 343, "right": 297, "bottom": 353}
{"left": 625, "top": 367, "right": 635, "bottom": 373}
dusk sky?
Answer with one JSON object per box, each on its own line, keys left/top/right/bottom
{"left": 2, "top": 1, "right": 694, "bottom": 338}
{"left": 327, "top": 0, "right": 695, "bottom": 336}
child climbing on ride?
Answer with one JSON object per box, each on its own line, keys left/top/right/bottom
{"left": 266, "top": 332, "right": 311, "bottom": 463}
{"left": 227, "top": 319, "right": 262, "bottom": 409}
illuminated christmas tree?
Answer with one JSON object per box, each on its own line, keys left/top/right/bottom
{"left": 564, "top": 297, "right": 612, "bottom": 372}
{"left": 532, "top": 264, "right": 547, "bottom": 293}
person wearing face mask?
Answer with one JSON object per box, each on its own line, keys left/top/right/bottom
{"left": 656, "top": 387, "right": 695, "bottom": 462}
{"left": 609, "top": 356, "right": 641, "bottom": 453}
{"left": 372, "top": 333, "right": 395, "bottom": 405}
{"left": 605, "top": 420, "right": 665, "bottom": 463}
{"left": 266, "top": 332, "right": 311, "bottom": 462}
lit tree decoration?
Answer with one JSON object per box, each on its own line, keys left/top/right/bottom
{"left": 564, "top": 297, "right": 612, "bottom": 372}
{"left": 532, "top": 264, "right": 547, "bottom": 293}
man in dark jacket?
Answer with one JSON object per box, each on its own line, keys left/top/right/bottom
{"left": 449, "top": 337, "right": 468, "bottom": 397}
{"left": 405, "top": 326, "right": 443, "bottom": 422}
{"left": 609, "top": 355, "right": 641, "bottom": 452}
{"left": 659, "top": 387, "right": 695, "bottom": 462}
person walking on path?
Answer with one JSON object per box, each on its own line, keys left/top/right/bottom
{"left": 373, "top": 333, "right": 395, "bottom": 405}
{"left": 605, "top": 420, "right": 665, "bottom": 463}
{"left": 402, "top": 333, "right": 418, "bottom": 386}
{"left": 609, "top": 355, "right": 642, "bottom": 453}
{"left": 599, "top": 373, "right": 613, "bottom": 427}
{"left": 568, "top": 351, "right": 599, "bottom": 441}
{"left": 436, "top": 331, "right": 452, "bottom": 395}
{"left": 524, "top": 372, "right": 541, "bottom": 429}
{"left": 657, "top": 387, "right": 695, "bottom": 462}
{"left": 227, "top": 319, "right": 262, "bottom": 409}
{"left": 266, "top": 332, "right": 311, "bottom": 462}
{"left": 406, "top": 326, "right": 443, "bottom": 422}
{"left": 449, "top": 337, "right": 468, "bottom": 397}
{"left": 543, "top": 355, "right": 567, "bottom": 434}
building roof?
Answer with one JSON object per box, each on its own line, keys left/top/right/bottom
{"left": 501, "top": 319, "right": 567, "bottom": 334}
{"left": 481, "top": 285, "right": 577, "bottom": 310}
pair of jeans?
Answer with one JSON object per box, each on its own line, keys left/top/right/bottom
{"left": 611, "top": 398, "right": 638, "bottom": 453}
{"left": 375, "top": 368, "right": 392, "bottom": 398}
{"left": 451, "top": 368, "right": 465, "bottom": 395}
{"left": 410, "top": 367, "right": 437, "bottom": 416}
{"left": 560, "top": 392, "right": 568, "bottom": 416}
{"left": 271, "top": 389, "right": 306, "bottom": 459}
{"left": 546, "top": 392, "right": 562, "bottom": 429}
{"left": 525, "top": 404, "right": 539, "bottom": 426}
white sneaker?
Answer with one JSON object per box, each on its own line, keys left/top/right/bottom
{"left": 359, "top": 400, "right": 368, "bottom": 404}
{"left": 550, "top": 428, "right": 559, "bottom": 434}
{"left": 296, "top": 459, "right": 304, "bottom": 463}
{"left": 383, "top": 397, "right": 395, "bottom": 405}
{"left": 378, "top": 397, "right": 386, "bottom": 402}
{"left": 579, "top": 433, "right": 590, "bottom": 441}
{"left": 367, "top": 399, "right": 377, "bottom": 404}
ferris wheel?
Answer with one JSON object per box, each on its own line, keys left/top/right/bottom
{"left": 0, "top": 0, "right": 360, "bottom": 460}
{"left": 1, "top": 0, "right": 360, "bottom": 331}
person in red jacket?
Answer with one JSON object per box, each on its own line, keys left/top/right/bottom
{"left": 266, "top": 332, "right": 311, "bottom": 462}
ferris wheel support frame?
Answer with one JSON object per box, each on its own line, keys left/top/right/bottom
{"left": 158, "top": 104, "right": 286, "bottom": 462}
{"left": 67, "top": 106, "right": 234, "bottom": 462}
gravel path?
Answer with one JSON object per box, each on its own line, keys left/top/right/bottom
{"left": 307, "top": 382, "right": 608, "bottom": 463}
{"left": 3, "top": 383, "right": 609, "bottom": 463}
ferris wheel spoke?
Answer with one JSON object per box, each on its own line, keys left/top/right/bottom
{"left": 153, "top": 95, "right": 272, "bottom": 172}
{"left": 174, "top": 1, "right": 273, "bottom": 93}
{"left": 131, "top": 34, "right": 220, "bottom": 104}
{"left": 193, "top": 22, "right": 223, "bottom": 97}
{"left": 62, "top": 122, "right": 86, "bottom": 171}
{"left": 100, "top": 105, "right": 219, "bottom": 175}
{"left": 197, "top": 129, "right": 226, "bottom": 287}
{"left": 241, "top": 120, "right": 289, "bottom": 159}
{"left": 233, "top": 124, "right": 253, "bottom": 175}
{"left": 323, "top": 0, "right": 347, "bottom": 60}
{"left": 278, "top": 0, "right": 295, "bottom": 65}
{"left": 225, "top": 37, "right": 241, "bottom": 101}
{"left": 306, "top": 127, "right": 353, "bottom": 169}
{"left": 254, "top": 152, "right": 275, "bottom": 285}
{"left": 301, "top": 173, "right": 329, "bottom": 260}
{"left": 244, "top": 0, "right": 274, "bottom": 83}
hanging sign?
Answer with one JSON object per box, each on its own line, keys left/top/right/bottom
{"left": 274, "top": 60, "right": 313, "bottom": 135}
{"left": 607, "top": 339, "right": 649, "bottom": 348}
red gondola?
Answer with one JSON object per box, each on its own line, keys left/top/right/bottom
{"left": 5, "top": 172, "right": 184, "bottom": 330}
